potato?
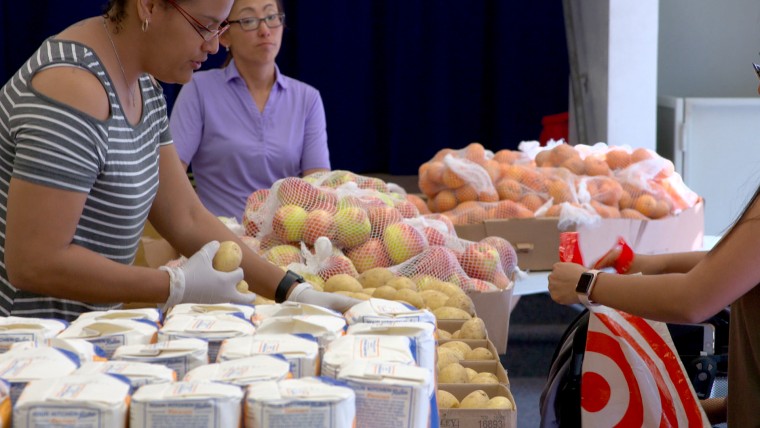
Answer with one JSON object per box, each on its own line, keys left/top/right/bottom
{"left": 445, "top": 294, "right": 476, "bottom": 316}
{"left": 486, "top": 396, "right": 514, "bottom": 410}
{"left": 372, "top": 285, "right": 398, "bottom": 300}
{"left": 358, "top": 267, "right": 396, "bottom": 289}
{"left": 460, "top": 390, "right": 490, "bottom": 408}
{"left": 460, "top": 317, "right": 487, "bottom": 339}
{"left": 334, "top": 290, "right": 355, "bottom": 297}
{"left": 436, "top": 390, "right": 460, "bottom": 409}
{"left": 213, "top": 241, "right": 243, "bottom": 272}
{"left": 437, "top": 329, "right": 452, "bottom": 340}
{"left": 437, "top": 347, "right": 463, "bottom": 369}
{"left": 465, "top": 347, "right": 494, "bottom": 360}
{"left": 324, "top": 274, "right": 363, "bottom": 293}
{"left": 438, "top": 363, "right": 469, "bottom": 383}
{"left": 386, "top": 276, "right": 417, "bottom": 291}
{"left": 302, "top": 272, "right": 325, "bottom": 289}
{"left": 465, "top": 367, "right": 478, "bottom": 382}
{"left": 363, "top": 287, "right": 376, "bottom": 296}
{"left": 433, "top": 307, "right": 472, "bottom": 320}
{"left": 394, "top": 289, "right": 424, "bottom": 308}
{"left": 420, "top": 290, "right": 449, "bottom": 310}
{"left": 470, "top": 372, "right": 499, "bottom": 385}
{"left": 351, "top": 292, "right": 371, "bottom": 301}
{"left": 439, "top": 341, "right": 472, "bottom": 356}
{"left": 418, "top": 279, "right": 464, "bottom": 297}
{"left": 236, "top": 280, "right": 251, "bottom": 294}
{"left": 452, "top": 330, "right": 462, "bottom": 339}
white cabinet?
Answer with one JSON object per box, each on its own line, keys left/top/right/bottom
{"left": 657, "top": 96, "right": 760, "bottom": 235}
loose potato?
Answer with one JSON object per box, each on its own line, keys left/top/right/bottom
{"left": 437, "top": 347, "right": 463, "bottom": 369}
{"left": 437, "top": 329, "right": 452, "bottom": 340}
{"left": 418, "top": 279, "right": 464, "bottom": 297}
{"left": 460, "top": 317, "right": 487, "bottom": 339}
{"left": 465, "top": 367, "right": 478, "bottom": 382}
{"left": 465, "top": 347, "right": 494, "bottom": 360}
{"left": 470, "top": 372, "right": 499, "bottom": 385}
{"left": 460, "top": 390, "right": 490, "bottom": 408}
{"left": 439, "top": 341, "right": 472, "bottom": 356}
{"left": 213, "top": 241, "right": 243, "bottom": 272}
{"left": 236, "top": 280, "right": 251, "bottom": 294}
{"left": 433, "top": 307, "right": 472, "bottom": 320}
{"left": 362, "top": 287, "right": 376, "bottom": 296}
{"left": 373, "top": 285, "right": 398, "bottom": 300}
{"left": 351, "top": 292, "right": 371, "bottom": 301}
{"left": 452, "top": 330, "right": 462, "bottom": 339}
{"left": 386, "top": 276, "right": 417, "bottom": 291}
{"left": 324, "top": 274, "right": 363, "bottom": 293}
{"left": 357, "top": 267, "right": 396, "bottom": 289}
{"left": 444, "top": 294, "right": 476, "bottom": 316}
{"left": 437, "top": 390, "right": 460, "bottom": 409}
{"left": 420, "top": 290, "right": 450, "bottom": 310}
{"left": 439, "top": 363, "right": 469, "bottom": 383}
{"left": 395, "top": 289, "right": 424, "bottom": 308}
{"left": 486, "top": 396, "right": 514, "bottom": 410}
{"left": 302, "top": 272, "right": 325, "bottom": 289}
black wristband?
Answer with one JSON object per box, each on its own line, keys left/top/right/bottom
{"left": 275, "top": 270, "right": 305, "bottom": 303}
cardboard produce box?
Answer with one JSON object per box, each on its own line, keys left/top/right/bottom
{"left": 455, "top": 200, "right": 704, "bottom": 271}
{"left": 438, "top": 359, "right": 509, "bottom": 387}
{"left": 438, "top": 384, "right": 517, "bottom": 428}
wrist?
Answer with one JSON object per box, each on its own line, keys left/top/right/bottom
{"left": 275, "top": 270, "right": 305, "bottom": 303}
{"left": 159, "top": 266, "right": 184, "bottom": 310}
{"left": 576, "top": 269, "right": 601, "bottom": 306}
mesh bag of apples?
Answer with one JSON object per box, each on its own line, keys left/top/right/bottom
{"left": 418, "top": 141, "right": 700, "bottom": 226}
{"left": 239, "top": 171, "right": 518, "bottom": 297}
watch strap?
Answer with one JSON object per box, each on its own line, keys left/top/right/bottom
{"left": 275, "top": 270, "right": 305, "bottom": 303}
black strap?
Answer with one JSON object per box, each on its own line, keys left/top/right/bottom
{"left": 275, "top": 270, "right": 305, "bottom": 303}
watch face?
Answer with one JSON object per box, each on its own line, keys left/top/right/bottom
{"left": 576, "top": 272, "right": 595, "bottom": 293}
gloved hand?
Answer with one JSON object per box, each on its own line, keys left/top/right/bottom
{"left": 286, "top": 282, "right": 362, "bottom": 313}
{"left": 159, "top": 241, "right": 251, "bottom": 310}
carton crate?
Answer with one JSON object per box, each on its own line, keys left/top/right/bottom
{"left": 455, "top": 200, "right": 704, "bottom": 271}
{"left": 438, "top": 384, "right": 517, "bottom": 428}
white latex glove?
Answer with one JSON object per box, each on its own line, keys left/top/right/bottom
{"left": 286, "top": 282, "right": 361, "bottom": 313}
{"left": 159, "top": 241, "right": 250, "bottom": 311}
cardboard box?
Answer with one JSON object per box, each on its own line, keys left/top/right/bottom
{"left": 438, "top": 360, "right": 509, "bottom": 387}
{"left": 438, "top": 384, "right": 516, "bottom": 428}
{"left": 455, "top": 200, "right": 705, "bottom": 271}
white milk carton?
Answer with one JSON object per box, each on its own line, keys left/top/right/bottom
{"left": 57, "top": 318, "right": 159, "bottom": 359}
{"left": 159, "top": 313, "right": 255, "bottom": 363}
{"left": 321, "top": 335, "right": 416, "bottom": 379}
{"left": 217, "top": 333, "right": 319, "bottom": 377}
{"left": 167, "top": 303, "right": 255, "bottom": 321}
{"left": 111, "top": 338, "right": 208, "bottom": 379}
{"left": 0, "top": 346, "right": 80, "bottom": 404}
{"left": 0, "top": 316, "right": 68, "bottom": 353}
{"left": 130, "top": 381, "right": 243, "bottom": 428}
{"left": 183, "top": 354, "right": 291, "bottom": 387}
{"left": 337, "top": 361, "right": 434, "bottom": 428}
{"left": 347, "top": 322, "right": 435, "bottom": 373}
{"left": 344, "top": 299, "right": 436, "bottom": 325}
{"left": 74, "top": 361, "right": 176, "bottom": 388}
{"left": 245, "top": 377, "right": 356, "bottom": 428}
{"left": 251, "top": 302, "right": 341, "bottom": 326}
{"left": 10, "top": 337, "right": 108, "bottom": 362}
{"left": 254, "top": 315, "right": 346, "bottom": 353}
{"left": 14, "top": 373, "right": 131, "bottom": 428}
{"left": 75, "top": 308, "right": 162, "bottom": 324}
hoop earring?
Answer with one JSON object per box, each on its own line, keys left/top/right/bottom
{"left": 142, "top": 19, "right": 150, "bottom": 32}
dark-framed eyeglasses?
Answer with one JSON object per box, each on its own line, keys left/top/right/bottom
{"left": 166, "top": 0, "right": 230, "bottom": 41}
{"left": 228, "top": 14, "right": 285, "bottom": 31}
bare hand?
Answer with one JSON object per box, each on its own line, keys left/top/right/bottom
{"left": 547, "top": 262, "right": 587, "bottom": 305}
{"left": 593, "top": 246, "right": 622, "bottom": 270}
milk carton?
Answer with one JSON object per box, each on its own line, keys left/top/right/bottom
{"left": 217, "top": 334, "right": 319, "bottom": 377}
{"left": 0, "top": 316, "right": 67, "bottom": 353}
{"left": 14, "top": 373, "right": 131, "bottom": 428}
{"left": 254, "top": 315, "right": 346, "bottom": 353}
{"left": 344, "top": 299, "right": 436, "bottom": 325}
{"left": 158, "top": 313, "right": 255, "bottom": 362}
{"left": 111, "top": 338, "right": 208, "bottom": 379}
{"left": 347, "top": 322, "right": 435, "bottom": 373}
{"left": 10, "top": 337, "right": 108, "bottom": 362}
{"left": 167, "top": 303, "right": 255, "bottom": 321}
{"left": 321, "top": 335, "right": 416, "bottom": 379}
{"left": 251, "top": 302, "right": 341, "bottom": 326}
{"left": 0, "top": 346, "right": 80, "bottom": 404}
{"left": 245, "top": 377, "right": 355, "bottom": 428}
{"left": 57, "top": 318, "right": 159, "bottom": 359}
{"left": 130, "top": 381, "right": 243, "bottom": 428}
{"left": 75, "top": 361, "right": 176, "bottom": 388}
{"left": 75, "top": 308, "right": 162, "bottom": 324}
{"left": 337, "top": 361, "right": 435, "bottom": 428}
{"left": 183, "top": 354, "right": 291, "bottom": 387}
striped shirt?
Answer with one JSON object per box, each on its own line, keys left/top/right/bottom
{"left": 0, "top": 38, "right": 171, "bottom": 321}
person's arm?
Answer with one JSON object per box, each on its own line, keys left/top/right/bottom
{"left": 594, "top": 248, "right": 707, "bottom": 274}
{"left": 701, "top": 397, "right": 727, "bottom": 425}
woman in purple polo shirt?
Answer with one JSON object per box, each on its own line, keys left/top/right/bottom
{"left": 170, "top": 0, "right": 330, "bottom": 220}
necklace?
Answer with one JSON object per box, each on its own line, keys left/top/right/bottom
{"left": 102, "top": 18, "right": 136, "bottom": 108}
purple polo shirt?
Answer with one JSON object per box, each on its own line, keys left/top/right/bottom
{"left": 170, "top": 61, "right": 330, "bottom": 220}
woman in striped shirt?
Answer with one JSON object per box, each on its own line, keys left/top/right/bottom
{"left": 0, "top": 0, "right": 356, "bottom": 321}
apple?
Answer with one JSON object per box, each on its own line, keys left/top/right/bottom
{"left": 321, "top": 170, "right": 354, "bottom": 188}
{"left": 382, "top": 222, "right": 427, "bottom": 265}
{"left": 423, "top": 213, "right": 456, "bottom": 234}
{"left": 333, "top": 206, "right": 372, "bottom": 249}
{"left": 346, "top": 238, "right": 392, "bottom": 273}
{"left": 394, "top": 199, "right": 419, "bottom": 219}
{"left": 357, "top": 176, "right": 389, "bottom": 193}
{"left": 264, "top": 244, "right": 303, "bottom": 267}
{"left": 302, "top": 209, "right": 336, "bottom": 246}
{"left": 423, "top": 226, "right": 447, "bottom": 247}
{"left": 276, "top": 177, "right": 321, "bottom": 206}
{"left": 458, "top": 242, "right": 501, "bottom": 281}
{"left": 480, "top": 236, "right": 518, "bottom": 277}
{"left": 245, "top": 188, "right": 270, "bottom": 213}
{"left": 272, "top": 204, "right": 308, "bottom": 243}
{"left": 242, "top": 210, "right": 262, "bottom": 237}
{"left": 318, "top": 255, "right": 358, "bottom": 279}
{"left": 258, "top": 233, "right": 287, "bottom": 252}
{"left": 367, "top": 205, "right": 403, "bottom": 238}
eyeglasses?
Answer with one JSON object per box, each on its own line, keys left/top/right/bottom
{"left": 228, "top": 14, "right": 285, "bottom": 31}
{"left": 166, "top": 0, "right": 230, "bottom": 42}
